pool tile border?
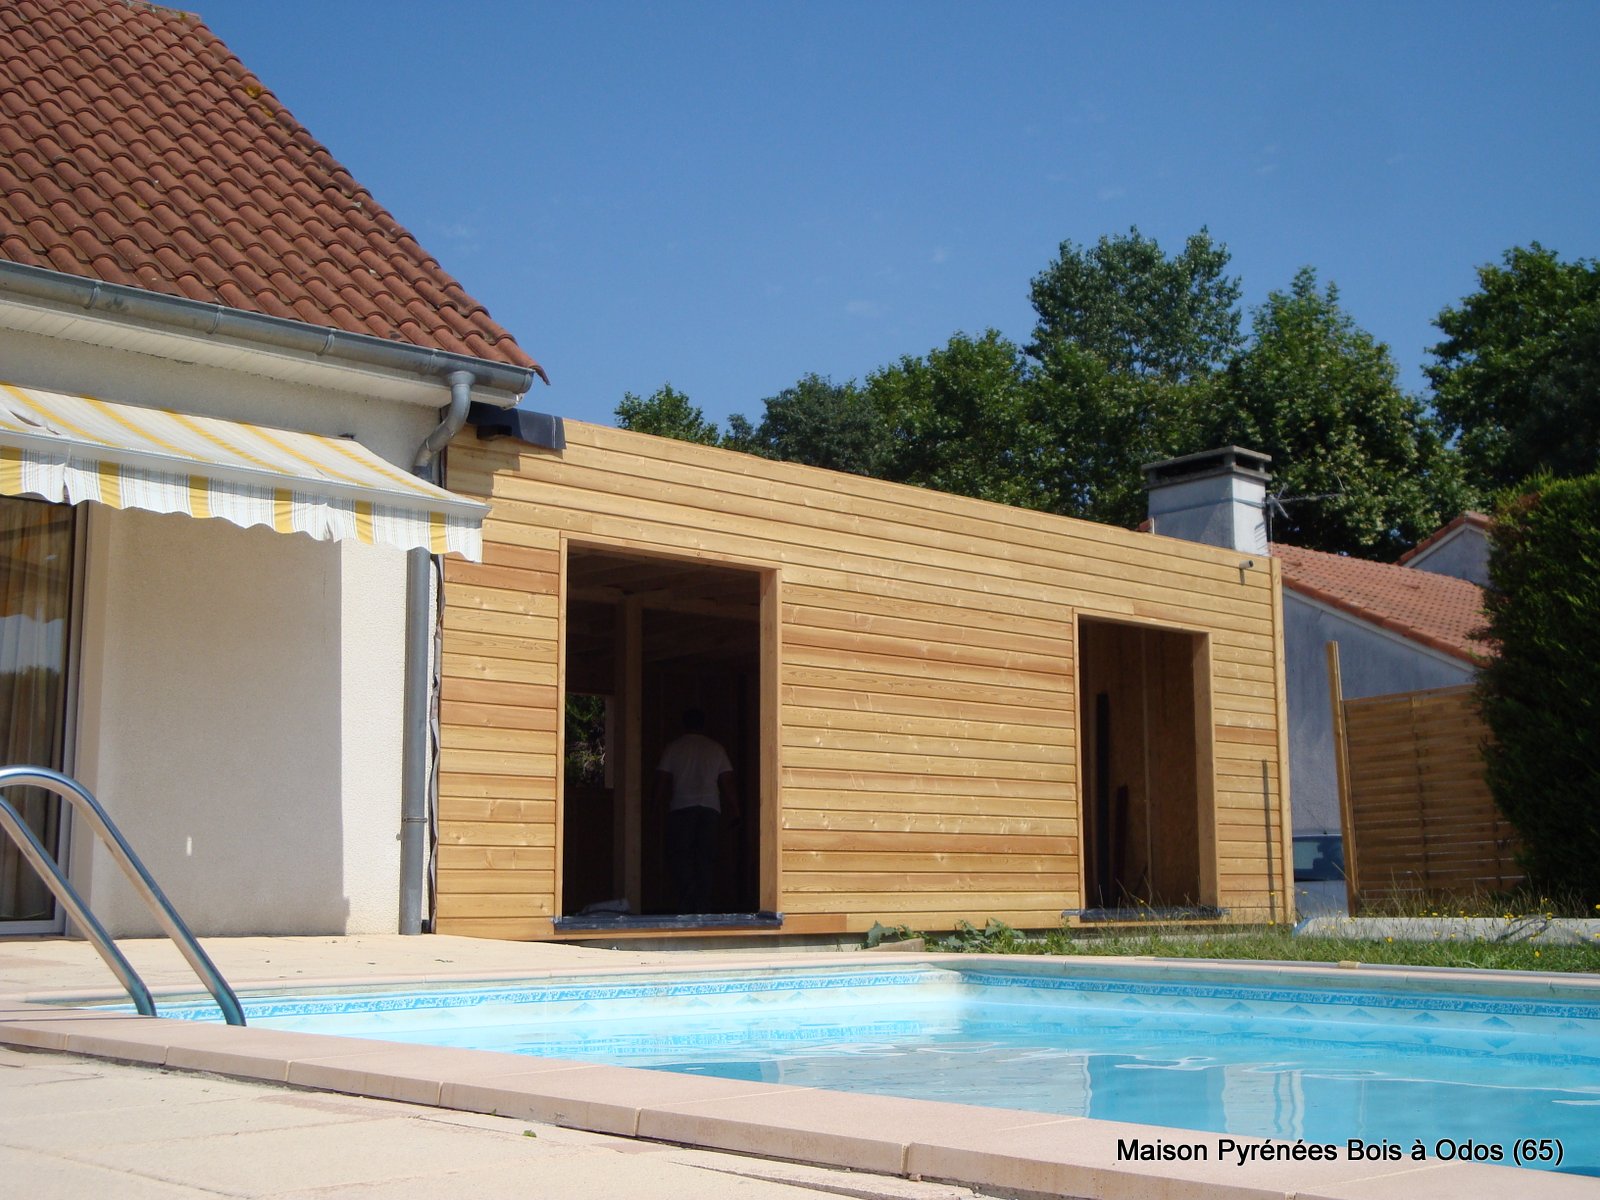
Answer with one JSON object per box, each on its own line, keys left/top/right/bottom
{"left": 6, "top": 952, "right": 1600, "bottom": 1200}
{"left": 102, "top": 956, "right": 1600, "bottom": 1026}
{"left": 962, "top": 967, "right": 1600, "bottom": 1020}
{"left": 131, "top": 966, "right": 952, "bottom": 1021}
{"left": 19, "top": 950, "right": 1600, "bottom": 1011}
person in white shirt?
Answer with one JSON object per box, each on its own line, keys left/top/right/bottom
{"left": 653, "top": 708, "right": 737, "bottom": 914}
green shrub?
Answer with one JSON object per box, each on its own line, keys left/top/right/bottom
{"left": 1478, "top": 473, "right": 1600, "bottom": 902}
{"left": 936, "top": 918, "right": 1028, "bottom": 953}
{"left": 863, "top": 921, "right": 919, "bottom": 948}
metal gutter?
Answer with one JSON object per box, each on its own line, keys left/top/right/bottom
{"left": 0, "top": 259, "right": 544, "bottom": 401}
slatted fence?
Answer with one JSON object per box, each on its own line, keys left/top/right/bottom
{"left": 1337, "top": 684, "right": 1522, "bottom": 907}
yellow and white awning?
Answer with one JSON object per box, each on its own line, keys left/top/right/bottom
{"left": 0, "top": 382, "right": 487, "bottom": 561}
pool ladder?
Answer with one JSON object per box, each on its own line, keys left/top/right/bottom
{"left": 0, "top": 765, "right": 246, "bottom": 1026}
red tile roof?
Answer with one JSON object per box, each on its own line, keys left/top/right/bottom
{"left": 0, "top": 0, "right": 543, "bottom": 377}
{"left": 1273, "top": 542, "right": 1487, "bottom": 663}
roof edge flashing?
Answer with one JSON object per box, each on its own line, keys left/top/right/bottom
{"left": 0, "top": 259, "right": 539, "bottom": 406}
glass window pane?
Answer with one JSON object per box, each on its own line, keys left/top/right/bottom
{"left": 0, "top": 496, "right": 74, "bottom": 921}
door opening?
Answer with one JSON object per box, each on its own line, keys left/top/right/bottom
{"left": 1079, "top": 617, "right": 1215, "bottom": 913}
{"left": 561, "top": 546, "right": 766, "bottom": 921}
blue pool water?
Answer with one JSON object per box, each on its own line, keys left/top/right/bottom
{"left": 146, "top": 963, "right": 1600, "bottom": 1176}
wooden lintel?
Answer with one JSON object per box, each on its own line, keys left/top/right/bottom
{"left": 572, "top": 584, "right": 625, "bottom": 604}
{"left": 569, "top": 584, "right": 759, "bottom": 622}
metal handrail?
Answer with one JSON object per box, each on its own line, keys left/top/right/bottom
{"left": 0, "top": 766, "right": 246, "bottom": 1025}
{"left": 0, "top": 793, "right": 155, "bottom": 1016}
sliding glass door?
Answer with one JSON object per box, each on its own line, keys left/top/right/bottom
{"left": 0, "top": 496, "right": 75, "bottom": 928}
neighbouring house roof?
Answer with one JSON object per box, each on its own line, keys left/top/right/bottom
{"left": 1395, "top": 510, "right": 1490, "bottom": 567}
{"left": 0, "top": 0, "right": 543, "bottom": 377}
{"left": 1272, "top": 541, "right": 1487, "bottom": 663}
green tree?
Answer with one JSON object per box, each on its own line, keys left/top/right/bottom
{"left": 719, "top": 412, "right": 760, "bottom": 455}
{"left": 1031, "top": 344, "right": 1206, "bottom": 527}
{"left": 1522, "top": 305, "right": 1600, "bottom": 480}
{"left": 1203, "top": 268, "right": 1469, "bottom": 558}
{"left": 867, "top": 331, "right": 1052, "bottom": 509}
{"left": 1427, "top": 243, "right": 1600, "bottom": 494}
{"left": 726, "top": 374, "right": 886, "bottom": 475}
{"left": 1028, "top": 226, "right": 1243, "bottom": 382}
{"left": 614, "top": 384, "right": 720, "bottom": 445}
{"left": 1022, "top": 227, "right": 1240, "bottom": 528}
{"left": 1477, "top": 473, "right": 1600, "bottom": 902}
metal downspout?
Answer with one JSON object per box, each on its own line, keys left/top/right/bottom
{"left": 401, "top": 370, "right": 475, "bottom": 934}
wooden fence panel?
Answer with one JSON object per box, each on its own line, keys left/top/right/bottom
{"left": 1340, "top": 684, "right": 1523, "bottom": 906}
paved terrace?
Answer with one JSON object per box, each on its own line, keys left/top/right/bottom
{"left": 2, "top": 935, "right": 1594, "bottom": 1199}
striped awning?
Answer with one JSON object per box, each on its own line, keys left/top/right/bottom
{"left": 0, "top": 382, "right": 488, "bottom": 560}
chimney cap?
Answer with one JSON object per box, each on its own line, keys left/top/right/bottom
{"left": 1141, "top": 445, "right": 1272, "bottom": 491}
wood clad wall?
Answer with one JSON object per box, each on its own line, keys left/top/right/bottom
{"left": 437, "top": 421, "right": 1290, "bottom": 939}
{"left": 1341, "top": 684, "right": 1522, "bottom": 906}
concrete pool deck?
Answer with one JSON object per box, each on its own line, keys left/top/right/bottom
{"left": 2, "top": 934, "right": 1596, "bottom": 1199}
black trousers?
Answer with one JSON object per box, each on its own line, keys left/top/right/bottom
{"left": 666, "top": 805, "right": 720, "bottom": 914}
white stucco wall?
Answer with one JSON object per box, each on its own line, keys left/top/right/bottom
{"left": 69, "top": 507, "right": 408, "bottom": 935}
{"left": 1406, "top": 528, "right": 1490, "bottom": 587}
{"left": 0, "top": 320, "right": 433, "bottom": 937}
{"left": 1284, "top": 592, "right": 1475, "bottom": 838}
{"left": 338, "top": 537, "right": 407, "bottom": 930}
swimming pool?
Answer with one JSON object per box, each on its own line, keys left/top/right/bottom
{"left": 145, "top": 960, "right": 1600, "bottom": 1177}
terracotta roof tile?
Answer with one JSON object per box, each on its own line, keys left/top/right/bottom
{"left": 1272, "top": 542, "right": 1489, "bottom": 663}
{"left": 211, "top": 279, "right": 249, "bottom": 310}
{"left": 0, "top": 0, "right": 542, "bottom": 378}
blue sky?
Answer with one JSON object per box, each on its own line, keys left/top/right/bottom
{"left": 194, "top": 1, "right": 1600, "bottom": 428}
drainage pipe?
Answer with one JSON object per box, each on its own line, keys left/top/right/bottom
{"left": 400, "top": 370, "right": 476, "bottom": 934}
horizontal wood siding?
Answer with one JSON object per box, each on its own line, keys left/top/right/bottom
{"left": 1343, "top": 685, "right": 1522, "bottom": 906}
{"left": 438, "top": 421, "right": 1289, "bottom": 938}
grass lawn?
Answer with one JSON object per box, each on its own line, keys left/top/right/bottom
{"left": 881, "top": 913, "right": 1600, "bottom": 973}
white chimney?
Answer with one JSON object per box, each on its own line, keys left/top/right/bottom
{"left": 1142, "top": 446, "right": 1271, "bottom": 554}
